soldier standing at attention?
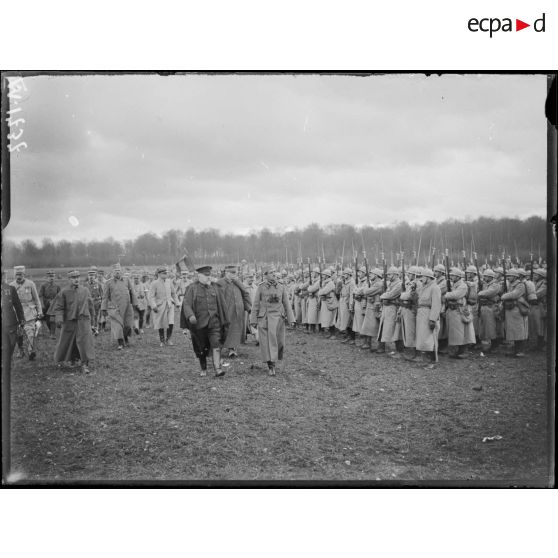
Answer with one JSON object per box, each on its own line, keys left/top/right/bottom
{"left": 360, "top": 268, "right": 383, "bottom": 352}
{"left": 377, "top": 266, "right": 402, "bottom": 355}
{"left": 500, "top": 268, "right": 530, "bottom": 357}
{"left": 2, "top": 269, "right": 25, "bottom": 372}
{"left": 337, "top": 268, "right": 355, "bottom": 344}
{"left": 444, "top": 268, "right": 476, "bottom": 359}
{"left": 250, "top": 266, "right": 296, "bottom": 376}
{"left": 530, "top": 268, "right": 547, "bottom": 351}
{"left": 11, "top": 265, "right": 43, "bottom": 360}
{"left": 181, "top": 265, "right": 229, "bottom": 377}
{"left": 317, "top": 268, "right": 338, "bottom": 339}
{"left": 414, "top": 268, "right": 442, "bottom": 369}
{"left": 476, "top": 269, "right": 501, "bottom": 353}
{"left": 433, "top": 264, "right": 449, "bottom": 354}
{"left": 39, "top": 270, "right": 60, "bottom": 339}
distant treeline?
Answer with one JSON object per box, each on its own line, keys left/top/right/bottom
{"left": 2, "top": 216, "right": 547, "bottom": 269}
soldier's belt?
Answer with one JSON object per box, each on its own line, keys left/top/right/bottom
{"left": 528, "top": 300, "right": 539, "bottom": 306}
{"left": 446, "top": 302, "right": 462, "bottom": 310}
{"left": 479, "top": 300, "right": 494, "bottom": 307}
{"left": 399, "top": 300, "right": 414, "bottom": 308}
{"left": 417, "top": 303, "right": 431, "bottom": 309}
{"left": 382, "top": 300, "right": 397, "bottom": 306}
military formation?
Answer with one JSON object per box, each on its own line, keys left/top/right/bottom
{"left": 1, "top": 249, "right": 548, "bottom": 378}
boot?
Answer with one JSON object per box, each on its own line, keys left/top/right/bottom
{"left": 376, "top": 342, "right": 386, "bottom": 354}
{"left": 199, "top": 355, "right": 207, "bottom": 376}
{"left": 267, "top": 360, "right": 276, "bottom": 376}
{"left": 514, "top": 340, "right": 525, "bottom": 358}
{"left": 404, "top": 347, "right": 420, "bottom": 362}
{"left": 360, "top": 336, "right": 371, "bottom": 350}
{"left": 213, "top": 348, "right": 225, "bottom": 377}
{"left": 166, "top": 325, "right": 174, "bottom": 345}
{"left": 327, "top": 326, "right": 336, "bottom": 339}
{"left": 348, "top": 330, "right": 356, "bottom": 345}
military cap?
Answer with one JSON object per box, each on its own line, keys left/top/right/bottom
{"left": 449, "top": 267, "right": 464, "bottom": 278}
{"left": 407, "top": 265, "right": 420, "bottom": 276}
{"left": 433, "top": 264, "right": 446, "bottom": 273}
{"left": 342, "top": 267, "right": 353, "bottom": 276}
{"left": 14, "top": 265, "right": 25, "bottom": 274}
{"left": 482, "top": 269, "right": 496, "bottom": 278}
{"left": 419, "top": 268, "right": 435, "bottom": 279}
{"left": 156, "top": 266, "right": 168, "bottom": 274}
{"left": 196, "top": 265, "right": 212, "bottom": 273}
{"left": 224, "top": 265, "right": 238, "bottom": 272}
{"left": 506, "top": 268, "right": 520, "bottom": 278}
{"left": 516, "top": 268, "right": 528, "bottom": 277}
{"left": 358, "top": 266, "right": 367, "bottom": 274}
{"left": 371, "top": 268, "right": 383, "bottom": 278}
{"left": 465, "top": 265, "right": 478, "bottom": 275}
{"left": 46, "top": 269, "right": 56, "bottom": 276}
{"left": 321, "top": 268, "right": 333, "bottom": 277}
{"left": 261, "top": 265, "right": 276, "bottom": 275}
{"left": 312, "top": 267, "right": 320, "bottom": 274}
{"left": 68, "top": 270, "right": 80, "bottom": 278}
{"left": 387, "top": 266, "right": 399, "bottom": 275}
{"left": 533, "top": 268, "right": 546, "bottom": 278}
{"left": 493, "top": 267, "right": 503, "bottom": 275}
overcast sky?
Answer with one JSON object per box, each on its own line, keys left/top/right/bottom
{"left": 4, "top": 73, "right": 547, "bottom": 243}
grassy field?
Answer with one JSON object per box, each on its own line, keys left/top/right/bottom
{"left": 7, "top": 319, "right": 553, "bottom": 485}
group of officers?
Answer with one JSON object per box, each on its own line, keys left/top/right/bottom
{"left": 1, "top": 255, "right": 548, "bottom": 377}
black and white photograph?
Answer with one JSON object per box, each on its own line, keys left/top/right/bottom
{"left": 1, "top": 71, "right": 555, "bottom": 485}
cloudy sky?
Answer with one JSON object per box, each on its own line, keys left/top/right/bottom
{"left": 5, "top": 73, "right": 547, "bottom": 243}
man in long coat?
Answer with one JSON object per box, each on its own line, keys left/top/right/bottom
{"left": 351, "top": 266, "right": 367, "bottom": 347}
{"left": 101, "top": 263, "right": 138, "bottom": 350}
{"left": 148, "top": 266, "right": 181, "bottom": 346}
{"left": 360, "top": 269, "right": 383, "bottom": 351}
{"left": 337, "top": 267, "right": 355, "bottom": 343}
{"left": 476, "top": 268, "right": 501, "bottom": 353}
{"left": 306, "top": 267, "right": 321, "bottom": 333}
{"left": 2, "top": 269, "right": 25, "bottom": 374}
{"left": 398, "top": 266, "right": 421, "bottom": 360}
{"left": 317, "top": 268, "right": 338, "bottom": 338}
{"left": 216, "top": 265, "right": 252, "bottom": 357}
{"left": 434, "top": 264, "right": 449, "bottom": 353}
{"left": 414, "top": 268, "right": 442, "bottom": 369}
{"left": 181, "top": 265, "right": 229, "bottom": 377}
{"left": 444, "top": 268, "right": 476, "bottom": 359}
{"left": 528, "top": 268, "right": 547, "bottom": 350}
{"left": 500, "top": 268, "right": 529, "bottom": 357}
{"left": 39, "top": 270, "right": 60, "bottom": 339}
{"left": 250, "top": 266, "right": 296, "bottom": 376}
{"left": 377, "top": 266, "right": 402, "bottom": 355}
{"left": 11, "top": 265, "right": 43, "bottom": 360}
{"left": 53, "top": 270, "right": 95, "bottom": 373}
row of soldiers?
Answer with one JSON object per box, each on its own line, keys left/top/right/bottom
{"left": 281, "top": 260, "right": 547, "bottom": 364}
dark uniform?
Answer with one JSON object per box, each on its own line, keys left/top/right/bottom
{"left": 39, "top": 273, "right": 60, "bottom": 337}
{"left": 181, "top": 268, "right": 229, "bottom": 376}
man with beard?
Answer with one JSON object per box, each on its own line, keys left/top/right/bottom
{"left": 11, "top": 265, "right": 43, "bottom": 360}
{"left": 181, "top": 265, "right": 229, "bottom": 377}
{"left": 53, "top": 270, "right": 95, "bottom": 374}
{"left": 216, "top": 265, "right": 252, "bottom": 358}
{"left": 101, "top": 263, "right": 139, "bottom": 350}
{"left": 39, "top": 270, "right": 60, "bottom": 339}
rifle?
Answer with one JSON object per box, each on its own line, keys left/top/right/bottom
{"left": 444, "top": 249, "right": 452, "bottom": 293}
{"left": 318, "top": 256, "right": 323, "bottom": 288}
{"left": 502, "top": 253, "right": 508, "bottom": 322}
{"left": 307, "top": 257, "right": 311, "bottom": 286}
{"left": 473, "top": 251, "right": 482, "bottom": 312}
{"left": 381, "top": 251, "right": 387, "bottom": 292}
{"left": 341, "top": 239, "right": 345, "bottom": 269}
{"left": 354, "top": 250, "right": 359, "bottom": 286}
{"left": 363, "top": 249, "right": 371, "bottom": 288}
{"left": 430, "top": 247, "right": 436, "bottom": 271}
{"left": 401, "top": 252, "right": 406, "bottom": 292}
{"left": 412, "top": 250, "right": 417, "bottom": 267}
{"left": 461, "top": 250, "right": 467, "bottom": 270}
{"left": 529, "top": 253, "right": 534, "bottom": 281}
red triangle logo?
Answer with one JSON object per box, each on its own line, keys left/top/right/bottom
{"left": 516, "top": 19, "right": 530, "bottom": 31}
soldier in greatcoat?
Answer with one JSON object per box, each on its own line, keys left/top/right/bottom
{"left": 39, "top": 270, "right": 60, "bottom": 339}
{"left": 132, "top": 271, "right": 148, "bottom": 334}
{"left": 464, "top": 265, "right": 480, "bottom": 347}
{"left": 444, "top": 268, "right": 476, "bottom": 359}
{"left": 53, "top": 270, "right": 95, "bottom": 373}
{"left": 351, "top": 266, "right": 367, "bottom": 347}
{"left": 11, "top": 265, "right": 43, "bottom": 360}
{"left": 101, "top": 263, "right": 139, "bottom": 350}
{"left": 181, "top": 265, "right": 229, "bottom": 377}
{"left": 337, "top": 267, "right": 355, "bottom": 343}
{"left": 359, "top": 269, "right": 383, "bottom": 352}
{"left": 398, "top": 266, "right": 420, "bottom": 361}
{"left": 250, "top": 266, "right": 296, "bottom": 376}
{"left": 433, "top": 264, "right": 449, "bottom": 353}
{"left": 377, "top": 266, "right": 402, "bottom": 355}
{"left": 306, "top": 267, "right": 321, "bottom": 333}
{"left": 216, "top": 265, "right": 252, "bottom": 357}
{"left": 476, "top": 268, "right": 500, "bottom": 352}
{"left": 317, "top": 268, "right": 338, "bottom": 338}
{"left": 500, "top": 268, "right": 529, "bottom": 357}
{"left": 529, "top": 268, "right": 547, "bottom": 350}
{"left": 414, "top": 268, "right": 442, "bottom": 368}
{"left": 148, "top": 266, "right": 181, "bottom": 346}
